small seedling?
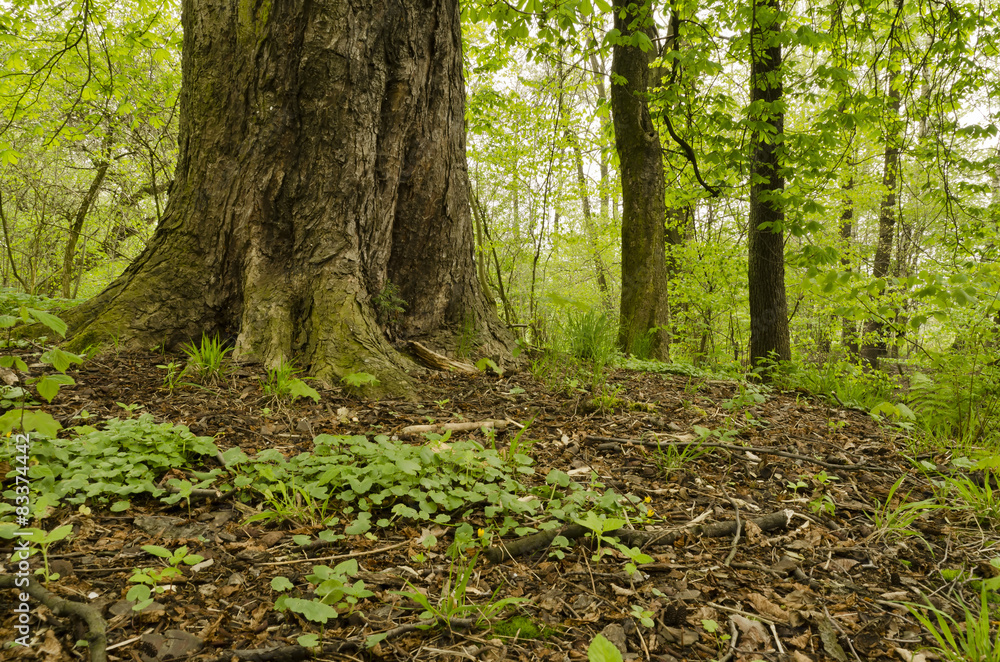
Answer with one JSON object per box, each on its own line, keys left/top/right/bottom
{"left": 116, "top": 401, "right": 144, "bottom": 417}
{"left": 157, "top": 361, "right": 186, "bottom": 392}
{"left": 127, "top": 545, "right": 205, "bottom": 611}
{"left": 261, "top": 361, "right": 320, "bottom": 403}
{"left": 17, "top": 525, "right": 73, "bottom": 583}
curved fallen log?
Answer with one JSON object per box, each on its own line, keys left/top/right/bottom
{"left": 484, "top": 510, "right": 794, "bottom": 563}
{"left": 0, "top": 575, "right": 107, "bottom": 662}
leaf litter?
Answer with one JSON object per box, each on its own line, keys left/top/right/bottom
{"left": 1, "top": 349, "right": 998, "bottom": 662}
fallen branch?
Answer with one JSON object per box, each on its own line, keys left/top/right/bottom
{"left": 401, "top": 419, "right": 510, "bottom": 435}
{"left": 586, "top": 434, "right": 897, "bottom": 473}
{"left": 407, "top": 341, "right": 477, "bottom": 374}
{"left": 0, "top": 575, "right": 107, "bottom": 662}
{"left": 484, "top": 510, "right": 794, "bottom": 563}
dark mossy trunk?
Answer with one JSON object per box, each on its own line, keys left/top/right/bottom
{"left": 611, "top": 1, "right": 670, "bottom": 360}
{"left": 62, "top": 0, "right": 511, "bottom": 397}
{"left": 747, "top": 0, "right": 791, "bottom": 369}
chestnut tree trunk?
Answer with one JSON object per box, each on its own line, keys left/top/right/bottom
{"left": 63, "top": 0, "right": 512, "bottom": 397}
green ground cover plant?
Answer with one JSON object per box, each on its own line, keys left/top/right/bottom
{"left": 2, "top": 415, "right": 223, "bottom": 519}
{"left": 262, "top": 360, "right": 320, "bottom": 403}
{"left": 0, "top": 306, "right": 82, "bottom": 437}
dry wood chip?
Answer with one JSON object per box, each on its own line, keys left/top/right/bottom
{"left": 610, "top": 583, "right": 635, "bottom": 597}
{"left": 731, "top": 614, "right": 772, "bottom": 652}
{"left": 747, "top": 593, "right": 789, "bottom": 622}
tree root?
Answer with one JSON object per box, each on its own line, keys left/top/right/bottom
{"left": 484, "top": 510, "right": 794, "bottom": 563}
{"left": 0, "top": 575, "right": 107, "bottom": 662}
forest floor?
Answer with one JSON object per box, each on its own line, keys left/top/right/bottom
{"left": 3, "top": 349, "right": 998, "bottom": 662}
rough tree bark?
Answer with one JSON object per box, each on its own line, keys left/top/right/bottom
{"left": 611, "top": 0, "right": 670, "bottom": 360}
{"left": 61, "top": 0, "right": 512, "bottom": 397}
{"left": 747, "top": 0, "right": 791, "bottom": 368}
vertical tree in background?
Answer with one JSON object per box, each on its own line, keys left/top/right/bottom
{"left": 611, "top": 0, "right": 670, "bottom": 359}
{"left": 747, "top": 0, "right": 791, "bottom": 367}
{"left": 567, "top": 127, "right": 614, "bottom": 311}
{"left": 860, "top": 0, "right": 905, "bottom": 368}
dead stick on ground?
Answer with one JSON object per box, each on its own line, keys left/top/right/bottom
{"left": 209, "top": 618, "right": 477, "bottom": 661}
{"left": 260, "top": 539, "right": 411, "bottom": 566}
{"left": 484, "top": 510, "right": 794, "bottom": 563}
{"left": 718, "top": 618, "right": 739, "bottom": 662}
{"left": 0, "top": 575, "right": 107, "bottom": 662}
{"left": 401, "top": 419, "right": 511, "bottom": 435}
{"left": 723, "top": 492, "right": 741, "bottom": 567}
{"left": 586, "top": 435, "right": 897, "bottom": 473}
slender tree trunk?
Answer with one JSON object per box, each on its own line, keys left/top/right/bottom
{"left": 839, "top": 174, "right": 859, "bottom": 355}
{"left": 611, "top": 0, "right": 670, "bottom": 359}
{"left": 588, "top": 53, "right": 612, "bottom": 225}
{"left": 63, "top": 0, "right": 511, "bottom": 397}
{"left": 568, "top": 130, "right": 613, "bottom": 311}
{"left": 62, "top": 132, "right": 113, "bottom": 298}
{"left": 470, "top": 190, "right": 494, "bottom": 304}
{"left": 747, "top": 0, "right": 791, "bottom": 369}
{"left": 0, "top": 192, "right": 29, "bottom": 292}
{"left": 860, "top": 0, "right": 904, "bottom": 369}
{"left": 473, "top": 194, "right": 517, "bottom": 327}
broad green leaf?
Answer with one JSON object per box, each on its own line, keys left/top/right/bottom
{"left": 35, "top": 374, "right": 75, "bottom": 402}
{"left": 25, "top": 308, "right": 68, "bottom": 337}
{"left": 0, "top": 409, "right": 62, "bottom": 437}
{"left": 288, "top": 379, "right": 320, "bottom": 402}
{"left": 41, "top": 348, "right": 83, "bottom": 372}
{"left": 142, "top": 545, "right": 174, "bottom": 558}
{"left": 284, "top": 597, "right": 339, "bottom": 624}
{"left": 297, "top": 634, "right": 320, "bottom": 648}
{"left": 588, "top": 634, "right": 624, "bottom": 662}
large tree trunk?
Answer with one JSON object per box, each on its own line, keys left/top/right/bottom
{"left": 62, "top": 0, "right": 511, "bottom": 397}
{"left": 611, "top": 0, "right": 670, "bottom": 360}
{"left": 747, "top": 0, "right": 791, "bottom": 369}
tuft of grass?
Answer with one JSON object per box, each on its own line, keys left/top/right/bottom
{"left": 907, "top": 582, "right": 1000, "bottom": 662}
{"left": 181, "top": 333, "right": 232, "bottom": 384}
{"left": 868, "top": 475, "right": 943, "bottom": 544}
{"left": 563, "top": 308, "right": 617, "bottom": 367}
